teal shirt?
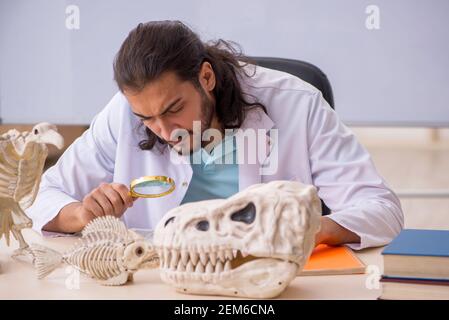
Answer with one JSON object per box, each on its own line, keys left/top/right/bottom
{"left": 181, "top": 134, "right": 239, "bottom": 204}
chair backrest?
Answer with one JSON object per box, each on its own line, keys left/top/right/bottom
{"left": 249, "top": 57, "right": 334, "bottom": 216}
{"left": 249, "top": 57, "right": 334, "bottom": 109}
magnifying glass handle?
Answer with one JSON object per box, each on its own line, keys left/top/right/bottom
{"left": 128, "top": 191, "right": 139, "bottom": 200}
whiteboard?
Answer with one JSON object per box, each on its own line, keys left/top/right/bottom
{"left": 1, "top": 0, "right": 448, "bottom": 126}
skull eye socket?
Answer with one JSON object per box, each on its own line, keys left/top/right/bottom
{"left": 231, "top": 202, "right": 256, "bottom": 224}
{"left": 196, "top": 220, "right": 209, "bottom": 231}
{"left": 34, "top": 129, "right": 39, "bottom": 135}
{"left": 135, "top": 247, "right": 144, "bottom": 256}
{"left": 164, "top": 216, "right": 175, "bottom": 227}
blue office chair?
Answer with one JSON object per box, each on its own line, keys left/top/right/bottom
{"left": 249, "top": 57, "right": 334, "bottom": 216}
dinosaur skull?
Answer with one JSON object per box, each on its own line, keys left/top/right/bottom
{"left": 153, "top": 180, "right": 322, "bottom": 298}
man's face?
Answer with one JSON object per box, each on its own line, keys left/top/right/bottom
{"left": 124, "top": 62, "right": 217, "bottom": 154}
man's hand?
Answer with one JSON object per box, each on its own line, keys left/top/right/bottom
{"left": 79, "top": 183, "right": 135, "bottom": 223}
{"left": 43, "top": 183, "right": 136, "bottom": 234}
{"left": 315, "top": 216, "right": 361, "bottom": 247}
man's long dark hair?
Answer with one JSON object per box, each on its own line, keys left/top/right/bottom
{"left": 113, "top": 20, "right": 267, "bottom": 150}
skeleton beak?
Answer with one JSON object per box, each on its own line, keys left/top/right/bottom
{"left": 39, "top": 129, "right": 64, "bottom": 150}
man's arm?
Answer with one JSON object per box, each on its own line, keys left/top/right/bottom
{"left": 307, "top": 91, "right": 404, "bottom": 249}
{"left": 43, "top": 183, "right": 135, "bottom": 234}
{"left": 315, "top": 216, "right": 361, "bottom": 246}
{"left": 26, "top": 92, "right": 131, "bottom": 233}
{"left": 43, "top": 202, "right": 91, "bottom": 234}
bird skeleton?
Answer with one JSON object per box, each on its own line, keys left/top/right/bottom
{"left": 0, "top": 123, "right": 64, "bottom": 261}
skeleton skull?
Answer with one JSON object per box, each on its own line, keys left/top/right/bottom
{"left": 153, "top": 180, "right": 322, "bottom": 298}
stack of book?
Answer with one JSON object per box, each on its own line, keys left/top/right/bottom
{"left": 380, "top": 229, "right": 449, "bottom": 300}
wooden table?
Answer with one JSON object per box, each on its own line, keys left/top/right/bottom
{"left": 0, "top": 229, "right": 383, "bottom": 300}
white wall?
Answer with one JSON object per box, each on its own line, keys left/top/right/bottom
{"left": 1, "top": 0, "right": 448, "bottom": 126}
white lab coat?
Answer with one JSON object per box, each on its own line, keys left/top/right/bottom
{"left": 26, "top": 64, "right": 404, "bottom": 250}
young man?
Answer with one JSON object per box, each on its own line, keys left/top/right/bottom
{"left": 26, "top": 20, "right": 403, "bottom": 250}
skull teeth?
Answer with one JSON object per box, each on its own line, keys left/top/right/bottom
{"left": 215, "top": 260, "right": 223, "bottom": 273}
{"left": 186, "top": 261, "right": 194, "bottom": 272}
{"left": 205, "top": 262, "right": 214, "bottom": 274}
{"left": 176, "top": 262, "right": 185, "bottom": 272}
{"left": 199, "top": 252, "right": 207, "bottom": 265}
{"left": 225, "top": 249, "right": 233, "bottom": 260}
{"left": 181, "top": 250, "right": 189, "bottom": 265}
{"left": 191, "top": 251, "right": 199, "bottom": 265}
{"left": 218, "top": 251, "right": 226, "bottom": 263}
{"left": 209, "top": 252, "right": 217, "bottom": 265}
{"left": 195, "top": 262, "right": 204, "bottom": 273}
{"left": 170, "top": 249, "right": 179, "bottom": 269}
{"left": 159, "top": 248, "right": 248, "bottom": 274}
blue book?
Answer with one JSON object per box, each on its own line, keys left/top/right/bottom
{"left": 382, "top": 229, "right": 449, "bottom": 280}
{"left": 382, "top": 229, "right": 449, "bottom": 257}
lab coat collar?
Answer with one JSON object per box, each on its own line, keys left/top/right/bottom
{"left": 166, "top": 108, "right": 275, "bottom": 191}
{"left": 240, "top": 106, "right": 275, "bottom": 132}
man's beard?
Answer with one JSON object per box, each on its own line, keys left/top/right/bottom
{"left": 168, "top": 87, "right": 217, "bottom": 155}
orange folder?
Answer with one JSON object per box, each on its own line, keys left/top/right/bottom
{"left": 299, "top": 244, "right": 366, "bottom": 276}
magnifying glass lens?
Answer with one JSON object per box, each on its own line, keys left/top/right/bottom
{"left": 130, "top": 176, "right": 175, "bottom": 198}
{"left": 134, "top": 180, "right": 171, "bottom": 194}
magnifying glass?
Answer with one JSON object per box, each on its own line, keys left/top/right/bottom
{"left": 129, "top": 175, "right": 176, "bottom": 198}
